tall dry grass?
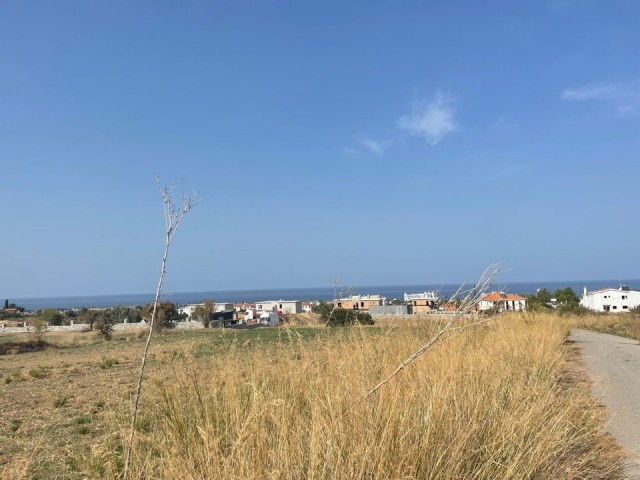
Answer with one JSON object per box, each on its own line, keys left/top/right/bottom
{"left": 101, "top": 313, "right": 623, "bottom": 479}
{"left": 571, "top": 311, "right": 640, "bottom": 341}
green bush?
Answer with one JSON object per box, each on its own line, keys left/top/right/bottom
{"left": 99, "top": 358, "right": 119, "bottom": 369}
{"left": 29, "top": 367, "right": 45, "bottom": 378}
{"left": 325, "top": 308, "right": 374, "bottom": 327}
{"left": 95, "top": 311, "right": 114, "bottom": 340}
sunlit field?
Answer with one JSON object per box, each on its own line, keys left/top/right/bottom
{"left": 1, "top": 312, "right": 625, "bottom": 479}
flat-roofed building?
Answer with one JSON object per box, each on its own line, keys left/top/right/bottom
{"left": 580, "top": 286, "right": 640, "bottom": 313}
{"left": 334, "top": 294, "right": 385, "bottom": 311}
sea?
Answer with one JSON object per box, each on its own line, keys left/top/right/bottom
{"left": 10, "top": 279, "right": 640, "bottom": 311}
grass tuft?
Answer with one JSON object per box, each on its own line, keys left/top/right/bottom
{"left": 99, "top": 358, "right": 119, "bottom": 369}
{"left": 28, "top": 367, "right": 45, "bottom": 378}
{"left": 10, "top": 420, "right": 21, "bottom": 433}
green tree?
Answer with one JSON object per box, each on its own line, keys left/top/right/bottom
{"left": 554, "top": 287, "right": 580, "bottom": 306}
{"left": 30, "top": 317, "right": 48, "bottom": 343}
{"left": 40, "top": 308, "right": 64, "bottom": 326}
{"left": 80, "top": 309, "right": 102, "bottom": 330}
{"left": 108, "top": 305, "right": 142, "bottom": 323}
{"left": 193, "top": 299, "right": 216, "bottom": 327}
{"left": 311, "top": 301, "right": 332, "bottom": 318}
{"left": 142, "top": 302, "right": 178, "bottom": 330}
{"left": 95, "top": 311, "right": 114, "bottom": 340}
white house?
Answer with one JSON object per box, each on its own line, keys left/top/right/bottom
{"left": 580, "top": 286, "right": 640, "bottom": 313}
{"left": 178, "top": 302, "right": 234, "bottom": 320}
{"left": 478, "top": 292, "right": 527, "bottom": 312}
{"left": 255, "top": 300, "right": 303, "bottom": 315}
{"left": 404, "top": 291, "right": 439, "bottom": 302}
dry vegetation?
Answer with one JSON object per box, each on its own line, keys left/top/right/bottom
{"left": 572, "top": 311, "right": 640, "bottom": 341}
{"left": 1, "top": 312, "right": 626, "bottom": 479}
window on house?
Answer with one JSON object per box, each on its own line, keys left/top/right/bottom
{"left": 612, "top": 306, "right": 618, "bottom": 310}
{"left": 361, "top": 302, "right": 364, "bottom": 308}
{"left": 622, "top": 295, "right": 627, "bottom": 300}
{"left": 623, "top": 306, "right": 628, "bottom": 310}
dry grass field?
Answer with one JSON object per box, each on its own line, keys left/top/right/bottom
{"left": 572, "top": 312, "right": 640, "bottom": 341}
{"left": 0, "top": 313, "right": 626, "bottom": 479}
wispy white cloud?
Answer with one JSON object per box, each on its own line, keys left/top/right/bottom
{"left": 343, "top": 137, "right": 390, "bottom": 157}
{"left": 562, "top": 80, "right": 640, "bottom": 115}
{"left": 358, "top": 137, "right": 386, "bottom": 156}
{"left": 397, "top": 92, "right": 457, "bottom": 145}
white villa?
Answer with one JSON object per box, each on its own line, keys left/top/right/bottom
{"left": 255, "top": 300, "right": 303, "bottom": 315}
{"left": 580, "top": 286, "right": 640, "bottom": 313}
{"left": 478, "top": 292, "right": 527, "bottom": 312}
{"left": 404, "top": 291, "right": 439, "bottom": 302}
{"left": 178, "top": 302, "right": 234, "bottom": 320}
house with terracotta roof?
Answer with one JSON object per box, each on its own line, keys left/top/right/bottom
{"left": 478, "top": 292, "right": 526, "bottom": 312}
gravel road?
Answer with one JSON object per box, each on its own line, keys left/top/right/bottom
{"left": 570, "top": 329, "right": 640, "bottom": 479}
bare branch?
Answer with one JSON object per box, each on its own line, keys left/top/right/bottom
{"left": 123, "top": 177, "right": 199, "bottom": 479}
{"left": 356, "top": 262, "right": 502, "bottom": 404}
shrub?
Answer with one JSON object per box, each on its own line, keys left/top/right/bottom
{"left": 54, "top": 396, "right": 68, "bottom": 408}
{"left": 96, "top": 311, "right": 114, "bottom": 340}
{"left": 311, "top": 301, "right": 333, "bottom": 318}
{"left": 75, "top": 414, "right": 92, "bottom": 425}
{"left": 100, "top": 358, "right": 119, "bottom": 369}
{"left": 325, "top": 308, "right": 374, "bottom": 327}
{"left": 29, "top": 368, "right": 45, "bottom": 379}
{"left": 40, "top": 308, "right": 64, "bottom": 326}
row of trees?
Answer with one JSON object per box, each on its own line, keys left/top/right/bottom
{"left": 0, "top": 299, "right": 26, "bottom": 319}
{"left": 31, "top": 299, "right": 223, "bottom": 338}
{"left": 524, "top": 287, "right": 589, "bottom": 315}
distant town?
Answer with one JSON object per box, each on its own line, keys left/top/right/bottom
{"left": 2, "top": 284, "right": 639, "bottom": 335}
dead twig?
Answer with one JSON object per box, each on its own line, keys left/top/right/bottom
{"left": 123, "top": 177, "right": 199, "bottom": 480}
{"left": 357, "top": 262, "right": 502, "bottom": 404}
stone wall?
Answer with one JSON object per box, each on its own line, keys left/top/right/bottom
{"left": 112, "top": 321, "right": 149, "bottom": 331}
{"left": 1, "top": 319, "right": 206, "bottom": 335}
{"left": 1, "top": 322, "right": 91, "bottom": 334}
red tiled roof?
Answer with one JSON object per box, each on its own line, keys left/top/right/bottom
{"left": 482, "top": 292, "right": 526, "bottom": 301}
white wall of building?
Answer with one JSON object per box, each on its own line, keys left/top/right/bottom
{"left": 178, "top": 302, "right": 234, "bottom": 320}
{"left": 581, "top": 287, "right": 640, "bottom": 313}
{"left": 478, "top": 299, "right": 526, "bottom": 311}
{"left": 256, "top": 300, "right": 302, "bottom": 314}
{"left": 256, "top": 301, "right": 278, "bottom": 312}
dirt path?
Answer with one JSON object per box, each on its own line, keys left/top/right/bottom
{"left": 570, "top": 329, "right": 640, "bottom": 479}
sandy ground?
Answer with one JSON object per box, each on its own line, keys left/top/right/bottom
{"left": 571, "top": 329, "right": 640, "bottom": 479}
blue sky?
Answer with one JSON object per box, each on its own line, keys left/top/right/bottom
{"left": 1, "top": 0, "right": 639, "bottom": 298}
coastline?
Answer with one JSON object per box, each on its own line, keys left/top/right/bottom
{"left": 9, "top": 279, "right": 640, "bottom": 311}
